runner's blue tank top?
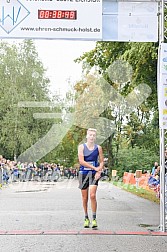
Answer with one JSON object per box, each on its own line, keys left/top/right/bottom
{"left": 79, "top": 143, "right": 99, "bottom": 174}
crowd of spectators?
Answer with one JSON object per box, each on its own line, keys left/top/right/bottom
{"left": 1, "top": 152, "right": 166, "bottom": 196}
{"left": 0, "top": 155, "right": 79, "bottom": 185}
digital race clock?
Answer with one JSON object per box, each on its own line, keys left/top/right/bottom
{"left": 38, "top": 10, "right": 77, "bottom": 20}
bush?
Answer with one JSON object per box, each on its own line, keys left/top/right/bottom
{"left": 115, "top": 147, "right": 159, "bottom": 177}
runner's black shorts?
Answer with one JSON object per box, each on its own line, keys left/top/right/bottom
{"left": 78, "top": 171, "right": 99, "bottom": 190}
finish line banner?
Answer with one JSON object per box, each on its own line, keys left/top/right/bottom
{"left": 0, "top": 1, "right": 158, "bottom": 42}
{"left": 0, "top": 0, "right": 102, "bottom": 40}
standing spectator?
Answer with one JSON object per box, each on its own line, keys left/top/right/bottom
{"left": 151, "top": 162, "right": 158, "bottom": 176}
{"left": 13, "top": 163, "right": 19, "bottom": 182}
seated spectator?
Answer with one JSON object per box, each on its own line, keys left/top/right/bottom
{"left": 148, "top": 166, "right": 160, "bottom": 188}
{"left": 150, "top": 165, "right": 160, "bottom": 198}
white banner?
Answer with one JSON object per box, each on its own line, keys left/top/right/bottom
{"left": 158, "top": 43, "right": 167, "bottom": 129}
{"left": 103, "top": 2, "right": 158, "bottom": 42}
{"left": 118, "top": 15, "right": 158, "bottom": 42}
{"left": 118, "top": 2, "right": 158, "bottom": 14}
{"left": 0, "top": 0, "right": 102, "bottom": 40}
{"left": 0, "top": 1, "right": 158, "bottom": 42}
{"left": 118, "top": 2, "right": 158, "bottom": 42}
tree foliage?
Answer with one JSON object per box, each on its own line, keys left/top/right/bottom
{"left": 0, "top": 40, "right": 52, "bottom": 159}
{"left": 116, "top": 147, "right": 159, "bottom": 177}
{"left": 75, "top": 41, "right": 159, "bottom": 173}
{"left": 0, "top": 40, "right": 160, "bottom": 172}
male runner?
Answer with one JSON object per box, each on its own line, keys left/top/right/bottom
{"left": 78, "top": 128, "right": 104, "bottom": 228}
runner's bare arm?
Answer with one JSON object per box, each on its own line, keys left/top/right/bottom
{"left": 94, "top": 145, "right": 104, "bottom": 180}
{"left": 97, "top": 145, "right": 104, "bottom": 171}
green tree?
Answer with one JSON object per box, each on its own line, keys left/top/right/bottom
{"left": 75, "top": 41, "right": 159, "bottom": 173}
{"left": 0, "top": 40, "right": 52, "bottom": 160}
{"left": 116, "top": 147, "right": 159, "bottom": 177}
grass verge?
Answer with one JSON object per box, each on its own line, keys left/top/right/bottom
{"left": 112, "top": 181, "right": 160, "bottom": 204}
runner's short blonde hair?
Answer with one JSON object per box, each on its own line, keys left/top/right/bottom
{"left": 87, "top": 128, "right": 97, "bottom": 133}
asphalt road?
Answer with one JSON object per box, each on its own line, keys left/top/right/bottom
{"left": 0, "top": 178, "right": 166, "bottom": 252}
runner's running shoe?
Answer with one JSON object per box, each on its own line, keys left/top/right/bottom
{"left": 92, "top": 219, "right": 98, "bottom": 228}
{"left": 84, "top": 218, "right": 90, "bottom": 228}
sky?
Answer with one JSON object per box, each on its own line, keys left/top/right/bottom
{"left": 34, "top": 40, "right": 96, "bottom": 97}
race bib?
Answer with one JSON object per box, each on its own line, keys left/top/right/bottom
{"left": 84, "top": 161, "right": 95, "bottom": 171}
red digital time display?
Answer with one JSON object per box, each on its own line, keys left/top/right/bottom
{"left": 38, "top": 10, "right": 77, "bottom": 20}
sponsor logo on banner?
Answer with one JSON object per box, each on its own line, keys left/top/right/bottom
{"left": 158, "top": 43, "right": 167, "bottom": 129}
